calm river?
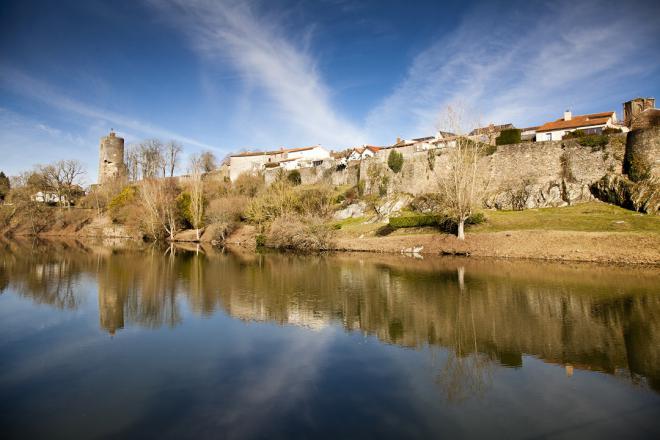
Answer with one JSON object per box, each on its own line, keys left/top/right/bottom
{"left": 1, "top": 240, "right": 659, "bottom": 439}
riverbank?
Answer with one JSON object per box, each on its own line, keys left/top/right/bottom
{"left": 331, "top": 230, "right": 660, "bottom": 264}
{"left": 3, "top": 202, "right": 659, "bottom": 265}
{"left": 329, "top": 202, "right": 660, "bottom": 264}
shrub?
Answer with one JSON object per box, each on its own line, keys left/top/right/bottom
{"left": 206, "top": 195, "right": 248, "bottom": 224}
{"left": 208, "top": 221, "right": 238, "bottom": 244}
{"left": 233, "top": 172, "right": 264, "bottom": 197}
{"left": 378, "top": 176, "right": 390, "bottom": 197}
{"left": 387, "top": 150, "right": 404, "bottom": 173}
{"left": 483, "top": 144, "right": 497, "bottom": 156}
{"left": 0, "top": 171, "right": 10, "bottom": 202}
{"left": 427, "top": 150, "right": 436, "bottom": 170}
{"left": 565, "top": 130, "right": 609, "bottom": 151}
{"left": 295, "top": 185, "right": 334, "bottom": 217}
{"left": 602, "top": 127, "right": 622, "bottom": 135}
{"left": 495, "top": 129, "right": 521, "bottom": 145}
{"left": 357, "top": 181, "right": 365, "bottom": 197}
{"left": 342, "top": 186, "right": 358, "bottom": 204}
{"left": 108, "top": 185, "right": 137, "bottom": 223}
{"left": 109, "top": 185, "right": 136, "bottom": 211}
{"left": 243, "top": 181, "right": 297, "bottom": 224}
{"left": 389, "top": 214, "right": 440, "bottom": 228}
{"left": 287, "top": 170, "right": 302, "bottom": 185}
{"left": 176, "top": 192, "right": 193, "bottom": 228}
{"left": 389, "top": 213, "right": 485, "bottom": 233}
{"left": 255, "top": 233, "right": 266, "bottom": 247}
{"left": 579, "top": 135, "right": 609, "bottom": 151}
{"left": 267, "top": 214, "right": 334, "bottom": 251}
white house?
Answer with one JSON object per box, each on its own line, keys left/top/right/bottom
{"left": 535, "top": 110, "right": 626, "bottom": 141}
{"left": 33, "top": 191, "right": 67, "bottom": 205}
{"left": 347, "top": 146, "right": 381, "bottom": 161}
{"left": 228, "top": 146, "right": 330, "bottom": 180}
{"left": 228, "top": 151, "right": 273, "bottom": 181}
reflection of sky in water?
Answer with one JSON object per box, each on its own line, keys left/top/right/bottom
{"left": 0, "top": 246, "right": 659, "bottom": 439}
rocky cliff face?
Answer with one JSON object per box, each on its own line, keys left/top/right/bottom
{"left": 590, "top": 124, "right": 660, "bottom": 214}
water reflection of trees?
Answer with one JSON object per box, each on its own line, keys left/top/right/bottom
{"left": 2, "top": 241, "right": 659, "bottom": 393}
{"left": 436, "top": 267, "right": 494, "bottom": 402}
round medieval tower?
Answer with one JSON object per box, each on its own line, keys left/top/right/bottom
{"left": 98, "top": 130, "right": 126, "bottom": 185}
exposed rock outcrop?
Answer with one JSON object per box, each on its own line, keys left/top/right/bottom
{"left": 591, "top": 174, "right": 660, "bottom": 214}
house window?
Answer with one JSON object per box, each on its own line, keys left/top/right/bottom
{"left": 546, "top": 133, "right": 552, "bottom": 141}
{"left": 313, "top": 160, "right": 323, "bottom": 167}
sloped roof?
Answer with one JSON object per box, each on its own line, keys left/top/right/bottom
{"left": 230, "top": 145, "right": 321, "bottom": 157}
{"left": 230, "top": 150, "right": 270, "bottom": 157}
{"left": 536, "top": 112, "right": 614, "bottom": 132}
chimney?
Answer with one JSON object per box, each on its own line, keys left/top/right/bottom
{"left": 396, "top": 137, "right": 401, "bottom": 144}
{"left": 564, "top": 110, "right": 572, "bottom": 121}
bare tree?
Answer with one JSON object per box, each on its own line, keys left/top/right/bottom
{"left": 138, "top": 178, "right": 179, "bottom": 241}
{"left": 38, "top": 160, "right": 86, "bottom": 209}
{"left": 138, "top": 139, "right": 165, "bottom": 179}
{"left": 58, "top": 160, "right": 86, "bottom": 208}
{"left": 125, "top": 144, "right": 140, "bottom": 181}
{"left": 165, "top": 141, "right": 183, "bottom": 177}
{"left": 187, "top": 154, "right": 205, "bottom": 240}
{"left": 199, "top": 150, "right": 217, "bottom": 173}
{"left": 435, "top": 106, "right": 485, "bottom": 240}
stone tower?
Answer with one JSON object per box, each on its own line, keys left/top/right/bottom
{"left": 623, "top": 97, "right": 655, "bottom": 127}
{"left": 98, "top": 130, "right": 126, "bottom": 185}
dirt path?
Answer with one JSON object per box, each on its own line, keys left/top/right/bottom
{"left": 333, "top": 230, "right": 660, "bottom": 265}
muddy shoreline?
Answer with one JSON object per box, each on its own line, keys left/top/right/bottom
{"left": 7, "top": 225, "right": 660, "bottom": 266}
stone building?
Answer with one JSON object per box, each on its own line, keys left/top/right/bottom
{"left": 623, "top": 97, "right": 656, "bottom": 127}
{"left": 98, "top": 130, "right": 126, "bottom": 185}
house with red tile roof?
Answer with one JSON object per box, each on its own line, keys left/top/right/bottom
{"left": 535, "top": 110, "right": 625, "bottom": 141}
{"left": 347, "top": 145, "right": 381, "bottom": 162}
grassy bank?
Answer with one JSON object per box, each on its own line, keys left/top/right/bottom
{"left": 330, "top": 201, "right": 660, "bottom": 264}
{"left": 470, "top": 203, "right": 660, "bottom": 234}
{"left": 335, "top": 202, "right": 660, "bottom": 237}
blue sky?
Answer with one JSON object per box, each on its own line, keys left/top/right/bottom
{"left": 1, "top": 0, "right": 659, "bottom": 182}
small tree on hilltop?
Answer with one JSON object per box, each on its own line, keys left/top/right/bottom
{"left": 0, "top": 172, "right": 10, "bottom": 202}
{"left": 435, "top": 105, "right": 486, "bottom": 240}
{"left": 200, "top": 151, "right": 217, "bottom": 173}
{"left": 388, "top": 150, "right": 404, "bottom": 173}
{"left": 287, "top": 169, "right": 302, "bottom": 186}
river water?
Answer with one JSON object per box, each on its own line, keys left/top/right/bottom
{"left": 1, "top": 240, "right": 659, "bottom": 439}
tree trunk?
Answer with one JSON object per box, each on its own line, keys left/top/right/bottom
{"left": 457, "top": 218, "right": 465, "bottom": 240}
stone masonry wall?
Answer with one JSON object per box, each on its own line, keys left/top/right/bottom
{"left": 355, "top": 135, "right": 627, "bottom": 209}
{"left": 261, "top": 134, "right": 634, "bottom": 210}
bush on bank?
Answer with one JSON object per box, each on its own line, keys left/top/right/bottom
{"left": 267, "top": 214, "right": 335, "bottom": 251}
{"left": 389, "top": 212, "right": 485, "bottom": 233}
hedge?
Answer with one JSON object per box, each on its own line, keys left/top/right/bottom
{"left": 495, "top": 128, "right": 521, "bottom": 145}
{"left": 389, "top": 213, "right": 485, "bottom": 232}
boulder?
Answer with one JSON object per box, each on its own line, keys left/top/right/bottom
{"left": 334, "top": 202, "right": 367, "bottom": 220}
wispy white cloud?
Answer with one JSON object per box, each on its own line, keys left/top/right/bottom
{"left": 150, "top": 0, "right": 364, "bottom": 147}
{"left": 366, "top": 0, "right": 660, "bottom": 140}
{"left": 0, "top": 66, "right": 217, "bottom": 151}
